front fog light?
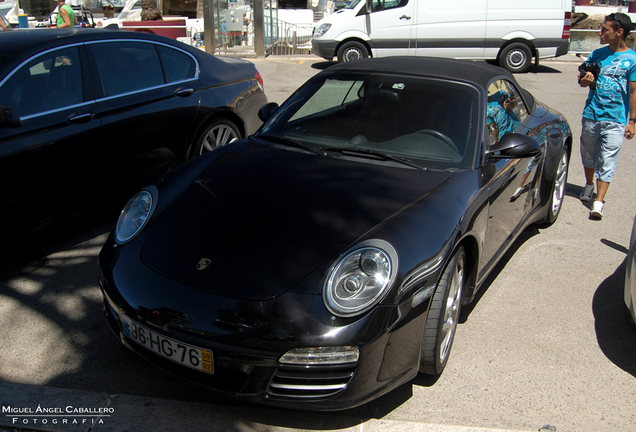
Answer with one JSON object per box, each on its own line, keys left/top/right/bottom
{"left": 279, "top": 346, "right": 359, "bottom": 365}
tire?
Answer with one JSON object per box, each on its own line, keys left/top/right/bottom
{"left": 499, "top": 42, "right": 532, "bottom": 73}
{"left": 337, "top": 41, "right": 369, "bottom": 62}
{"left": 420, "top": 246, "right": 466, "bottom": 375}
{"left": 193, "top": 119, "right": 241, "bottom": 157}
{"left": 539, "top": 146, "right": 569, "bottom": 226}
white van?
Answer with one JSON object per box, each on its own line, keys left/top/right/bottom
{"left": 311, "top": 0, "right": 571, "bottom": 73}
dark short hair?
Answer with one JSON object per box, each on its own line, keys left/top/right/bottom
{"left": 606, "top": 12, "right": 634, "bottom": 39}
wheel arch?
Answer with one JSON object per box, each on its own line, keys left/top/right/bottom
{"left": 454, "top": 235, "right": 480, "bottom": 306}
{"left": 497, "top": 39, "right": 536, "bottom": 62}
{"left": 335, "top": 38, "right": 373, "bottom": 59}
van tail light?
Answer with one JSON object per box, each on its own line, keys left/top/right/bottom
{"left": 562, "top": 11, "right": 571, "bottom": 39}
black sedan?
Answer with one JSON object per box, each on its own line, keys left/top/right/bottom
{"left": 98, "top": 57, "right": 571, "bottom": 410}
{"left": 0, "top": 28, "right": 266, "bottom": 238}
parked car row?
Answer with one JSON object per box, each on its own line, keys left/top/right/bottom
{"left": 3, "top": 27, "right": 631, "bottom": 411}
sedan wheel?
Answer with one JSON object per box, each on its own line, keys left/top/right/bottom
{"left": 194, "top": 119, "right": 241, "bottom": 157}
{"left": 540, "top": 146, "right": 569, "bottom": 226}
{"left": 420, "top": 246, "right": 465, "bottom": 375}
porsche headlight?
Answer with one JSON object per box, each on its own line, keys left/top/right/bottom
{"left": 115, "top": 189, "right": 156, "bottom": 244}
{"left": 323, "top": 240, "right": 398, "bottom": 317}
{"left": 313, "top": 23, "right": 332, "bottom": 38}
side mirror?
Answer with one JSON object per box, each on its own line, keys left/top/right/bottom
{"left": 486, "top": 133, "right": 540, "bottom": 159}
{"left": 0, "top": 105, "right": 21, "bottom": 128}
{"left": 258, "top": 102, "right": 279, "bottom": 123}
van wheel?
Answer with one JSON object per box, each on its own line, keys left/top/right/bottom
{"left": 337, "top": 41, "right": 369, "bottom": 62}
{"left": 499, "top": 43, "right": 532, "bottom": 73}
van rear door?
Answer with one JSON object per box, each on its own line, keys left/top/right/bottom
{"left": 485, "top": 0, "right": 568, "bottom": 60}
{"left": 414, "top": 0, "right": 487, "bottom": 59}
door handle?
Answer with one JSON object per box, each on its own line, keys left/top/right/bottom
{"left": 399, "top": 15, "right": 411, "bottom": 20}
{"left": 67, "top": 112, "right": 94, "bottom": 124}
{"left": 175, "top": 88, "right": 195, "bottom": 97}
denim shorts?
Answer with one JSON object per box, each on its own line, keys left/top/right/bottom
{"left": 580, "top": 118, "right": 624, "bottom": 182}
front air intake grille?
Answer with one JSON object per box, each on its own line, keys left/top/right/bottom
{"left": 267, "top": 363, "right": 357, "bottom": 398}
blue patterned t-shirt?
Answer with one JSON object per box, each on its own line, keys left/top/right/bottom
{"left": 583, "top": 46, "right": 636, "bottom": 124}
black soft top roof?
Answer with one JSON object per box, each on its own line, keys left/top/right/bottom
{"left": 323, "top": 56, "right": 515, "bottom": 90}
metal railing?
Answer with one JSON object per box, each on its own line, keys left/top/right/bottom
{"left": 265, "top": 17, "right": 313, "bottom": 56}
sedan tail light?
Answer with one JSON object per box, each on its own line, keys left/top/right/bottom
{"left": 255, "top": 71, "right": 264, "bottom": 89}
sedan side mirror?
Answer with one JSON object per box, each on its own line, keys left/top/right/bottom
{"left": 0, "top": 105, "right": 21, "bottom": 128}
{"left": 258, "top": 102, "right": 279, "bottom": 123}
{"left": 486, "top": 133, "right": 540, "bottom": 159}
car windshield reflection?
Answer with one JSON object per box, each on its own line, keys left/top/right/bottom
{"left": 260, "top": 73, "right": 479, "bottom": 170}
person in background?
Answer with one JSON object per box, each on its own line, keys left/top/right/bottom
{"left": 55, "top": 0, "right": 77, "bottom": 28}
{"left": 578, "top": 12, "right": 636, "bottom": 219}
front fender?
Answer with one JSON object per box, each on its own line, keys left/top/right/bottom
{"left": 334, "top": 30, "right": 371, "bottom": 43}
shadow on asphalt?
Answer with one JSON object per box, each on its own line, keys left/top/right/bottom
{"left": 593, "top": 257, "right": 636, "bottom": 378}
{"left": 527, "top": 63, "right": 564, "bottom": 74}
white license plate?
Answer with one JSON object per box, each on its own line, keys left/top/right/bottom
{"left": 122, "top": 315, "right": 213, "bottom": 374}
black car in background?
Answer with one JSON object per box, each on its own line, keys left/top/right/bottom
{"left": 99, "top": 57, "right": 571, "bottom": 410}
{"left": 0, "top": 28, "right": 266, "bottom": 238}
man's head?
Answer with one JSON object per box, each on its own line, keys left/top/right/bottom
{"left": 604, "top": 12, "right": 633, "bottom": 40}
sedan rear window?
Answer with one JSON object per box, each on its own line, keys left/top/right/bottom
{"left": 91, "top": 41, "right": 165, "bottom": 97}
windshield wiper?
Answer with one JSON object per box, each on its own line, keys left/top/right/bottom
{"left": 321, "top": 146, "right": 424, "bottom": 170}
{"left": 257, "top": 134, "right": 325, "bottom": 156}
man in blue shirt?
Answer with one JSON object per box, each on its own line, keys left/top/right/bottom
{"left": 579, "top": 12, "right": 636, "bottom": 219}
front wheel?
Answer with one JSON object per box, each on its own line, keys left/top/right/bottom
{"left": 499, "top": 42, "right": 532, "bottom": 73}
{"left": 337, "top": 41, "right": 369, "bottom": 62}
{"left": 539, "top": 146, "right": 569, "bottom": 226}
{"left": 420, "top": 246, "right": 466, "bottom": 375}
{"left": 193, "top": 119, "right": 241, "bottom": 158}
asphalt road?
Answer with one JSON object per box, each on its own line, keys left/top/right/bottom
{"left": 1, "top": 57, "right": 635, "bottom": 432}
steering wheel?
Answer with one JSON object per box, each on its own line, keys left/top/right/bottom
{"left": 417, "top": 129, "right": 459, "bottom": 154}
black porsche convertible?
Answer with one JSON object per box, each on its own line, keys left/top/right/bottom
{"left": 98, "top": 57, "right": 571, "bottom": 410}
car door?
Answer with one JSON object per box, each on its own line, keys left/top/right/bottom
{"left": 0, "top": 44, "right": 101, "bottom": 233}
{"left": 479, "top": 78, "right": 538, "bottom": 273}
{"left": 86, "top": 40, "right": 200, "bottom": 195}
{"left": 368, "top": 0, "right": 416, "bottom": 57}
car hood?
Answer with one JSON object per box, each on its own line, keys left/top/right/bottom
{"left": 141, "top": 140, "right": 450, "bottom": 301}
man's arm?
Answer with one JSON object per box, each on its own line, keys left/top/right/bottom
{"left": 625, "top": 81, "right": 636, "bottom": 140}
{"left": 58, "top": 7, "right": 71, "bottom": 28}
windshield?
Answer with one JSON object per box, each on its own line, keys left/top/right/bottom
{"left": 346, "top": 0, "right": 362, "bottom": 8}
{"left": 260, "top": 73, "right": 479, "bottom": 170}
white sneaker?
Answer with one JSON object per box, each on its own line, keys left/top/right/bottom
{"left": 590, "top": 200, "right": 604, "bottom": 218}
{"left": 579, "top": 184, "right": 594, "bottom": 201}
{"left": 511, "top": 187, "right": 524, "bottom": 200}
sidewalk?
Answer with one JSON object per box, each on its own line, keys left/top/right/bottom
{"left": 0, "top": 381, "right": 541, "bottom": 432}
